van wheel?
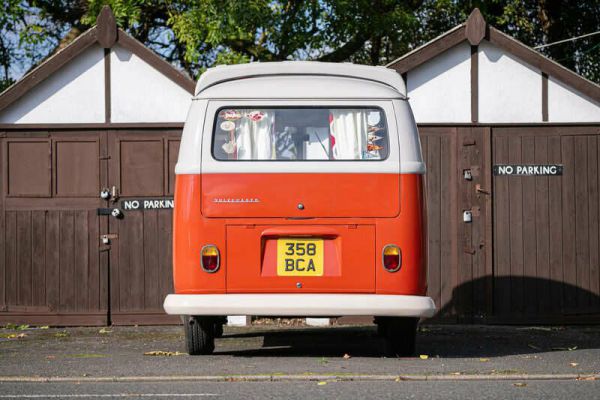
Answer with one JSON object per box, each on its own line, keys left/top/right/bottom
{"left": 184, "top": 316, "right": 215, "bottom": 355}
{"left": 380, "top": 317, "right": 418, "bottom": 357}
{"left": 213, "top": 321, "right": 224, "bottom": 338}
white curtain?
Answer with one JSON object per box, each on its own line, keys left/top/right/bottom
{"left": 236, "top": 110, "right": 274, "bottom": 160}
{"left": 329, "top": 109, "right": 368, "bottom": 159}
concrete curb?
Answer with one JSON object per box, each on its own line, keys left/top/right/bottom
{"left": 0, "top": 373, "right": 598, "bottom": 383}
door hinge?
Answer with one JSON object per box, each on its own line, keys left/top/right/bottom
{"left": 475, "top": 184, "right": 490, "bottom": 195}
{"left": 99, "top": 155, "right": 111, "bottom": 160}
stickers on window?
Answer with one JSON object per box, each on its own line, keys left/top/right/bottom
{"left": 220, "top": 109, "right": 242, "bottom": 121}
{"left": 220, "top": 120, "right": 236, "bottom": 131}
{"left": 246, "top": 111, "right": 265, "bottom": 122}
{"left": 222, "top": 141, "right": 236, "bottom": 154}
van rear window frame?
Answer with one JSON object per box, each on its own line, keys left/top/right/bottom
{"left": 210, "top": 105, "right": 390, "bottom": 162}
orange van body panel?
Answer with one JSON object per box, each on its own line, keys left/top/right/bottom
{"left": 201, "top": 173, "right": 399, "bottom": 218}
{"left": 173, "top": 173, "right": 426, "bottom": 296}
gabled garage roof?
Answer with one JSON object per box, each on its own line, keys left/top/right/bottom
{"left": 0, "top": 6, "right": 195, "bottom": 114}
{"left": 387, "top": 8, "right": 600, "bottom": 103}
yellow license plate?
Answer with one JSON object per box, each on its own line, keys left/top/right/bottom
{"left": 277, "top": 238, "right": 324, "bottom": 276}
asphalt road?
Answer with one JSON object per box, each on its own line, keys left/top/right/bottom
{"left": 0, "top": 380, "right": 599, "bottom": 400}
{"left": 1, "top": 323, "right": 599, "bottom": 399}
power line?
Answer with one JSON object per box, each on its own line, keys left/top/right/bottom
{"left": 534, "top": 30, "right": 600, "bottom": 49}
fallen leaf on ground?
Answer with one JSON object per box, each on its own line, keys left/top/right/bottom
{"left": 552, "top": 346, "right": 578, "bottom": 351}
{"left": 450, "top": 372, "right": 461, "bottom": 375}
{"left": 419, "top": 355, "right": 429, "bottom": 360}
{"left": 576, "top": 376, "right": 596, "bottom": 381}
{"left": 517, "top": 327, "right": 551, "bottom": 331}
{"left": 16, "top": 324, "right": 29, "bottom": 331}
{"left": 513, "top": 382, "right": 527, "bottom": 387}
{"left": 317, "top": 381, "right": 327, "bottom": 386}
{"left": 39, "top": 326, "right": 49, "bottom": 330}
{"left": 143, "top": 351, "right": 185, "bottom": 356}
{"left": 16, "top": 333, "right": 27, "bottom": 338}
{"left": 54, "top": 331, "right": 69, "bottom": 338}
{"left": 98, "top": 328, "right": 112, "bottom": 334}
{"left": 479, "top": 358, "right": 490, "bottom": 362}
{"left": 570, "top": 362, "right": 579, "bottom": 367}
{"left": 343, "top": 353, "right": 351, "bottom": 359}
{"left": 45, "top": 356, "right": 55, "bottom": 360}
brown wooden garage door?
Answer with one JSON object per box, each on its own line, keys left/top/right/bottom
{"left": 492, "top": 126, "right": 600, "bottom": 323}
{"left": 419, "top": 126, "right": 492, "bottom": 323}
{"left": 0, "top": 129, "right": 180, "bottom": 326}
{"left": 107, "top": 130, "right": 180, "bottom": 325}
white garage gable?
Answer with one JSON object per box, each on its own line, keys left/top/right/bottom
{"left": 407, "top": 41, "right": 471, "bottom": 123}
{"left": 0, "top": 7, "right": 194, "bottom": 125}
{"left": 110, "top": 45, "right": 191, "bottom": 123}
{"left": 388, "top": 9, "right": 600, "bottom": 124}
{"left": 0, "top": 45, "right": 105, "bottom": 124}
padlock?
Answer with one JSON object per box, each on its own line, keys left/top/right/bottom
{"left": 111, "top": 208, "right": 123, "bottom": 218}
{"left": 463, "top": 210, "right": 472, "bottom": 223}
{"left": 100, "top": 188, "right": 111, "bottom": 200}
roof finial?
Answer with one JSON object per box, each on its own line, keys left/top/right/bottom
{"left": 465, "top": 8, "right": 487, "bottom": 46}
{"left": 97, "top": 5, "right": 117, "bottom": 48}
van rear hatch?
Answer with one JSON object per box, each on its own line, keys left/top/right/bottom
{"left": 201, "top": 173, "right": 399, "bottom": 218}
{"left": 226, "top": 224, "right": 375, "bottom": 292}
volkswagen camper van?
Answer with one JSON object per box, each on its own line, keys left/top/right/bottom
{"left": 163, "top": 62, "right": 435, "bottom": 356}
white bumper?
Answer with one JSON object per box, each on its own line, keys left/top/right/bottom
{"left": 163, "top": 294, "right": 436, "bottom": 317}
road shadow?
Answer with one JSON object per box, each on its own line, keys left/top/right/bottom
{"left": 217, "top": 277, "right": 600, "bottom": 358}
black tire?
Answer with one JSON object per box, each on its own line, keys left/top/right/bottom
{"left": 184, "top": 316, "right": 215, "bottom": 355}
{"left": 213, "top": 322, "right": 224, "bottom": 338}
{"left": 380, "top": 317, "right": 418, "bottom": 357}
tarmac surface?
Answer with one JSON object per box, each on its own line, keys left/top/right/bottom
{"left": 1, "top": 323, "right": 599, "bottom": 398}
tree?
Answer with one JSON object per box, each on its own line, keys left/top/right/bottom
{"left": 1, "top": 0, "right": 599, "bottom": 87}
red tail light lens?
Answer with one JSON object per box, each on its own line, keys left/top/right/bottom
{"left": 201, "top": 245, "right": 220, "bottom": 273}
{"left": 382, "top": 244, "right": 401, "bottom": 272}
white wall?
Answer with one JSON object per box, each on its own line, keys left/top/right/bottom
{"left": 548, "top": 77, "right": 600, "bottom": 122}
{"left": 110, "top": 45, "right": 191, "bottom": 122}
{"left": 478, "top": 41, "right": 542, "bottom": 122}
{"left": 407, "top": 42, "right": 471, "bottom": 123}
{"left": 0, "top": 45, "right": 105, "bottom": 123}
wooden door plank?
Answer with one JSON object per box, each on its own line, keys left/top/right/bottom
{"left": 74, "top": 210, "right": 89, "bottom": 312}
{"left": 440, "top": 132, "right": 456, "bottom": 316}
{"left": 507, "top": 135, "right": 524, "bottom": 315}
{"left": 426, "top": 135, "right": 442, "bottom": 311}
{"left": 31, "top": 210, "right": 46, "bottom": 307}
{"left": 457, "top": 127, "right": 474, "bottom": 322}
{"left": 547, "top": 136, "right": 564, "bottom": 314}
{"left": 573, "top": 136, "right": 590, "bottom": 311}
{"left": 592, "top": 138, "right": 600, "bottom": 309}
{"left": 45, "top": 211, "right": 60, "bottom": 312}
{"left": 521, "top": 136, "right": 537, "bottom": 315}
{"left": 534, "top": 136, "right": 551, "bottom": 315}
{"left": 143, "top": 210, "right": 160, "bottom": 310}
{"left": 5, "top": 211, "right": 17, "bottom": 306}
{"left": 561, "top": 136, "right": 577, "bottom": 312}
{"left": 87, "top": 210, "right": 101, "bottom": 312}
{"left": 59, "top": 211, "right": 75, "bottom": 312}
{"left": 158, "top": 209, "right": 174, "bottom": 301}
{"left": 493, "top": 134, "right": 511, "bottom": 316}
{"left": 16, "top": 211, "right": 32, "bottom": 307}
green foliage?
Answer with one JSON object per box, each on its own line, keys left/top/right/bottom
{"left": 1, "top": 0, "right": 599, "bottom": 83}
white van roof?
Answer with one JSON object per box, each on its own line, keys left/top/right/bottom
{"left": 194, "top": 61, "right": 407, "bottom": 99}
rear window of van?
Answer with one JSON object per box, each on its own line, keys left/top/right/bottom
{"left": 212, "top": 107, "right": 388, "bottom": 161}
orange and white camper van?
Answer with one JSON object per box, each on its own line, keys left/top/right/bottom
{"left": 163, "top": 62, "right": 435, "bottom": 356}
